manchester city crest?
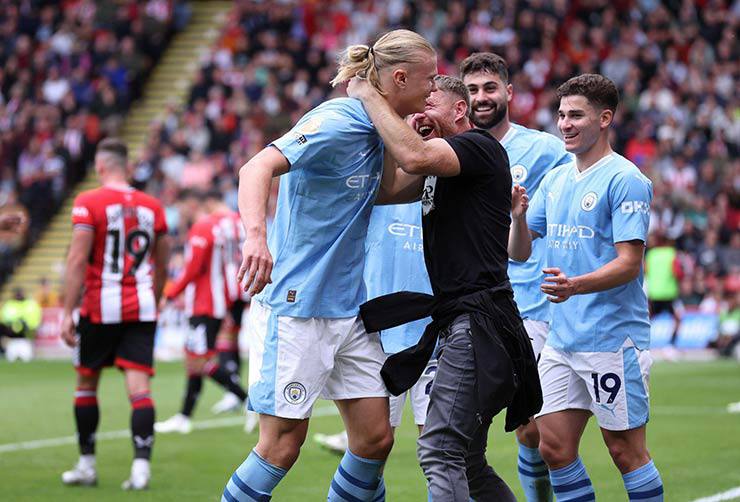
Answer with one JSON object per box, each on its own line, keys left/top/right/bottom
{"left": 581, "top": 191, "right": 598, "bottom": 211}
{"left": 283, "top": 382, "right": 307, "bottom": 405}
{"left": 510, "top": 165, "right": 528, "bottom": 183}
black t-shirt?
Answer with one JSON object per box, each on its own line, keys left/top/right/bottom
{"left": 420, "top": 128, "right": 511, "bottom": 300}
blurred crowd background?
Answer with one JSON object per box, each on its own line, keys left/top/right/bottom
{"left": 0, "top": 0, "right": 737, "bottom": 350}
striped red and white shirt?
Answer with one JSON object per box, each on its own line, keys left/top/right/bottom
{"left": 165, "top": 211, "right": 233, "bottom": 318}
{"left": 72, "top": 186, "right": 167, "bottom": 324}
{"left": 216, "top": 210, "right": 249, "bottom": 304}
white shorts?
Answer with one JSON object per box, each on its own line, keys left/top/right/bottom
{"left": 389, "top": 357, "right": 437, "bottom": 428}
{"left": 536, "top": 341, "right": 653, "bottom": 431}
{"left": 523, "top": 319, "right": 548, "bottom": 361}
{"left": 246, "top": 301, "right": 389, "bottom": 419}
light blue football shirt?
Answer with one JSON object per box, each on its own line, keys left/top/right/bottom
{"left": 501, "top": 123, "right": 572, "bottom": 322}
{"left": 260, "top": 98, "right": 383, "bottom": 318}
{"left": 527, "top": 153, "right": 653, "bottom": 352}
{"left": 363, "top": 203, "right": 432, "bottom": 354}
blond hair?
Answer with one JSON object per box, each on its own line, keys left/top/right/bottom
{"left": 330, "top": 29, "right": 435, "bottom": 94}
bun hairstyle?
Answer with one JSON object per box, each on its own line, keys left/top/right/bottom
{"left": 331, "top": 29, "right": 435, "bottom": 94}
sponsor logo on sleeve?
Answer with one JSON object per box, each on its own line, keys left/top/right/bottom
{"left": 292, "top": 132, "right": 307, "bottom": 145}
{"left": 620, "top": 201, "right": 650, "bottom": 214}
{"left": 72, "top": 206, "right": 89, "bottom": 218}
{"left": 296, "top": 116, "right": 323, "bottom": 135}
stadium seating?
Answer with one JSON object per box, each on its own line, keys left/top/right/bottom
{"left": 1, "top": 0, "right": 737, "bottom": 348}
{"left": 0, "top": 0, "right": 191, "bottom": 286}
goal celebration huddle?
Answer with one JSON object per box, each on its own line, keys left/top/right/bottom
{"left": 60, "top": 29, "right": 662, "bottom": 501}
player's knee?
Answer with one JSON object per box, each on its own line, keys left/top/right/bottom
{"left": 606, "top": 439, "right": 649, "bottom": 472}
{"left": 256, "top": 437, "right": 302, "bottom": 470}
{"left": 77, "top": 370, "right": 100, "bottom": 389}
{"left": 352, "top": 426, "right": 394, "bottom": 460}
{"left": 516, "top": 422, "right": 540, "bottom": 448}
{"left": 185, "top": 356, "right": 205, "bottom": 375}
{"left": 375, "top": 428, "right": 395, "bottom": 458}
{"left": 125, "top": 374, "right": 151, "bottom": 396}
{"left": 538, "top": 435, "right": 573, "bottom": 469}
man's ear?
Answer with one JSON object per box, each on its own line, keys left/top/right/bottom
{"left": 600, "top": 109, "right": 614, "bottom": 130}
{"left": 506, "top": 83, "right": 513, "bottom": 103}
{"left": 455, "top": 100, "right": 468, "bottom": 122}
{"left": 392, "top": 68, "right": 408, "bottom": 89}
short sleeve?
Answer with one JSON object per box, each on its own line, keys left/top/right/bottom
{"left": 445, "top": 130, "right": 508, "bottom": 177}
{"left": 610, "top": 171, "right": 652, "bottom": 244}
{"left": 188, "top": 221, "right": 212, "bottom": 249}
{"left": 527, "top": 179, "right": 548, "bottom": 237}
{"left": 71, "top": 195, "right": 94, "bottom": 230}
{"left": 270, "top": 107, "right": 356, "bottom": 171}
{"left": 154, "top": 203, "right": 168, "bottom": 235}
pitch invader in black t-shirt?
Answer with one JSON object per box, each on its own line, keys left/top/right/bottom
{"left": 348, "top": 75, "right": 533, "bottom": 501}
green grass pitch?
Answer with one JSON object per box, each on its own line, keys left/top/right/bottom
{"left": 1, "top": 359, "right": 739, "bottom": 501}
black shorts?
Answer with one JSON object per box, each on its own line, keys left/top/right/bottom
{"left": 650, "top": 300, "right": 675, "bottom": 316}
{"left": 75, "top": 317, "right": 156, "bottom": 376}
{"left": 185, "top": 316, "right": 223, "bottom": 358}
{"left": 229, "top": 299, "right": 247, "bottom": 328}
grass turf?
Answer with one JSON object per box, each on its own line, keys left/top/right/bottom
{"left": 0, "top": 359, "right": 738, "bottom": 501}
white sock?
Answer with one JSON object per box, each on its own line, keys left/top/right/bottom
{"left": 132, "top": 458, "right": 150, "bottom": 475}
{"left": 79, "top": 454, "right": 96, "bottom": 469}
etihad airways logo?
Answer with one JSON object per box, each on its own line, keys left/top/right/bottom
{"left": 388, "top": 222, "right": 422, "bottom": 239}
{"left": 547, "top": 223, "right": 595, "bottom": 239}
{"left": 346, "top": 172, "right": 381, "bottom": 189}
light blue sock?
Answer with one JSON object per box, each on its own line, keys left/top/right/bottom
{"left": 328, "top": 449, "right": 384, "bottom": 501}
{"left": 222, "top": 449, "right": 287, "bottom": 502}
{"left": 623, "top": 460, "right": 664, "bottom": 501}
{"left": 517, "top": 441, "right": 552, "bottom": 502}
{"left": 549, "top": 457, "right": 595, "bottom": 501}
{"left": 372, "top": 476, "right": 386, "bottom": 501}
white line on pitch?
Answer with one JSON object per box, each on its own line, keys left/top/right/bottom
{"left": 692, "top": 487, "right": 740, "bottom": 502}
{"left": 0, "top": 406, "right": 339, "bottom": 454}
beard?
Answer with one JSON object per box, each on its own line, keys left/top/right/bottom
{"left": 470, "top": 102, "right": 507, "bottom": 130}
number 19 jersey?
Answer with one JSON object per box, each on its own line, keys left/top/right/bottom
{"left": 72, "top": 186, "right": 167, "bottom": 324}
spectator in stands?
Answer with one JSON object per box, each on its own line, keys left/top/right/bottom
{"left": 1, "top": 0, "right": 736, "bottom": 351}
{"left": 35, "top": 277, "right": 59, "bottom": 309}
{"left": 0, "top": 287, "right": 41, "bottom": 341}
{"left": 0, "top": 190, "right": 29, "bottom": 282}
{"left": 646, "top": 232, "right": 681, "bottom": 317}
{"left": 0, "top": 0, "right": 182, "bottom": 288}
